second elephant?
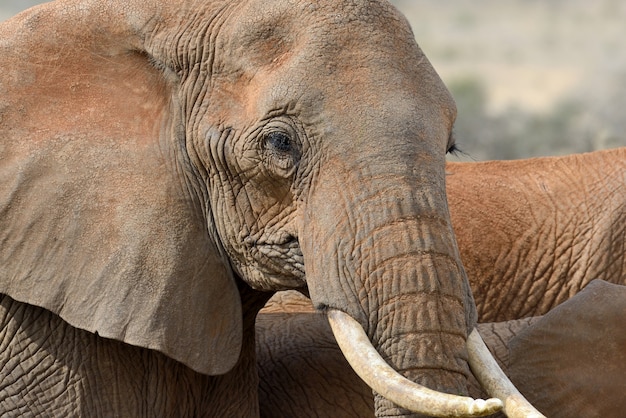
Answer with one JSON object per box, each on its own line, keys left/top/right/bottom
{"left": 257, "top": 280, "right": 626, "bottom": 418}
{"left": 447, "top": 147, "right": 626, "bottom": 321}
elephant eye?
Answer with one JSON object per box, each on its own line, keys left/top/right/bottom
{"left": 262, "top": 129, "right": 301, "bottom": 177}
{"left": 266, "top": 131, "right": 293, "bottom": 153}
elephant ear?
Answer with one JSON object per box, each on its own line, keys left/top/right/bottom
{"left": 0, "top": 3, "right": 242, "bottom": 375}
{"left": 508, "top": 280, "right": 626, "bottom": 416}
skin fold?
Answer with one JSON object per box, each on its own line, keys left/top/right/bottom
{"left": 0, "top": 1, "right": 504, "bottom": 417}
{"left": 257, "top": 280, "right": 626, "bottom": 418}
{"left": 447, "top": 147, "right": 626, "bottom": 321}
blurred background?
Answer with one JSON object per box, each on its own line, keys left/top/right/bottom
{"left": 2, "top": 0, "right": 624, "bottom": 160}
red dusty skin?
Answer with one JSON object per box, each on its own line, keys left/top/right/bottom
{"left": 301, "top": 158, "right": 479, "bottom": 418}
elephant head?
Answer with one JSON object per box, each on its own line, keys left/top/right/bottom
{"left": 0, "top": 0, "right": 535, "bottom": 416}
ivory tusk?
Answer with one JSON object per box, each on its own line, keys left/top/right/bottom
{"left": 467, "top": 328, "right": 546, "bottom": 418}
{"left": 327, "top": 309, "right": 503, "bottom": 417}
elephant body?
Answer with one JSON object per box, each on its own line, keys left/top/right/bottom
{"left": 258, "top": 280, "right": 626, "bottom": 417}
{"left": 447, "top": 147, "right": 626, "bottom": 321}
{"left": 1, "top": 294, "right": 219, "bottom": 417}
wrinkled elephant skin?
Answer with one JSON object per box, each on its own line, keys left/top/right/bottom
{"left": 257, "top": 280, "right": 626, "bottom": 418}
{"left": 0, "top": 0, "right": 518, "bottom": 417}
{"left": 447, "top": 147, "right": 626, "bottom": 321}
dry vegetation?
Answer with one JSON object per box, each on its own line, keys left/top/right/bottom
{"left": 391, "top": 0, "right": 626, "bottom": 160}
{"left": 3, "top": 0, "right": 624, "bottom": 160}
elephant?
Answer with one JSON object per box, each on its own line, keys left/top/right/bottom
{"left": 257, "top": 280, "right": 626, "bottom": 418}
{"left": 447, "top": 147, "right": 626, "bottom": 322}
{"left": 0, "top": 0, "right": 537, "bottom": 417}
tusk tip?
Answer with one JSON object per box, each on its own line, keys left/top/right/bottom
{"left": 504, "top": 395, "right": 547, "bottom": 418}
{"left": 468, "top": 328, "right": 546, "bottom": 417}
{"left": 469, "top": 398, "right": 504, "bottom": 416}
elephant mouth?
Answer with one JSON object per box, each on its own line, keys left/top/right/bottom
{"left": 244, "top": 234, "right": 306, "bottom": 289}
{"left": 257, "top": 239, "right": 304, "bottom": 274}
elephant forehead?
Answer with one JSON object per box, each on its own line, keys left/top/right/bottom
{"left": 212, "top": 0, "right": 454, "bottom": 128}
{"left": 220, "top": 0, "right": 418, "bottom": 73}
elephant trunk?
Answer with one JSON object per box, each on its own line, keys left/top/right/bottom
{"left": 364, "top": 220, "right": 479, "bottom": 418}
{"left": 301, "top": 164, "right": 486, "bottom": 417}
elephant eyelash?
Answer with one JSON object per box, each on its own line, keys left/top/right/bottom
{"left": 446, "top": 143, "right": 462, "bottom": 155}
{"left": 446, "top": 130, "right": 471, "bottom": 158}
{"left": 446, "top": 144, "right": 476, "bottom": 160}
{"left": 446, "top": 129, "right": 460, "bottom": 156}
